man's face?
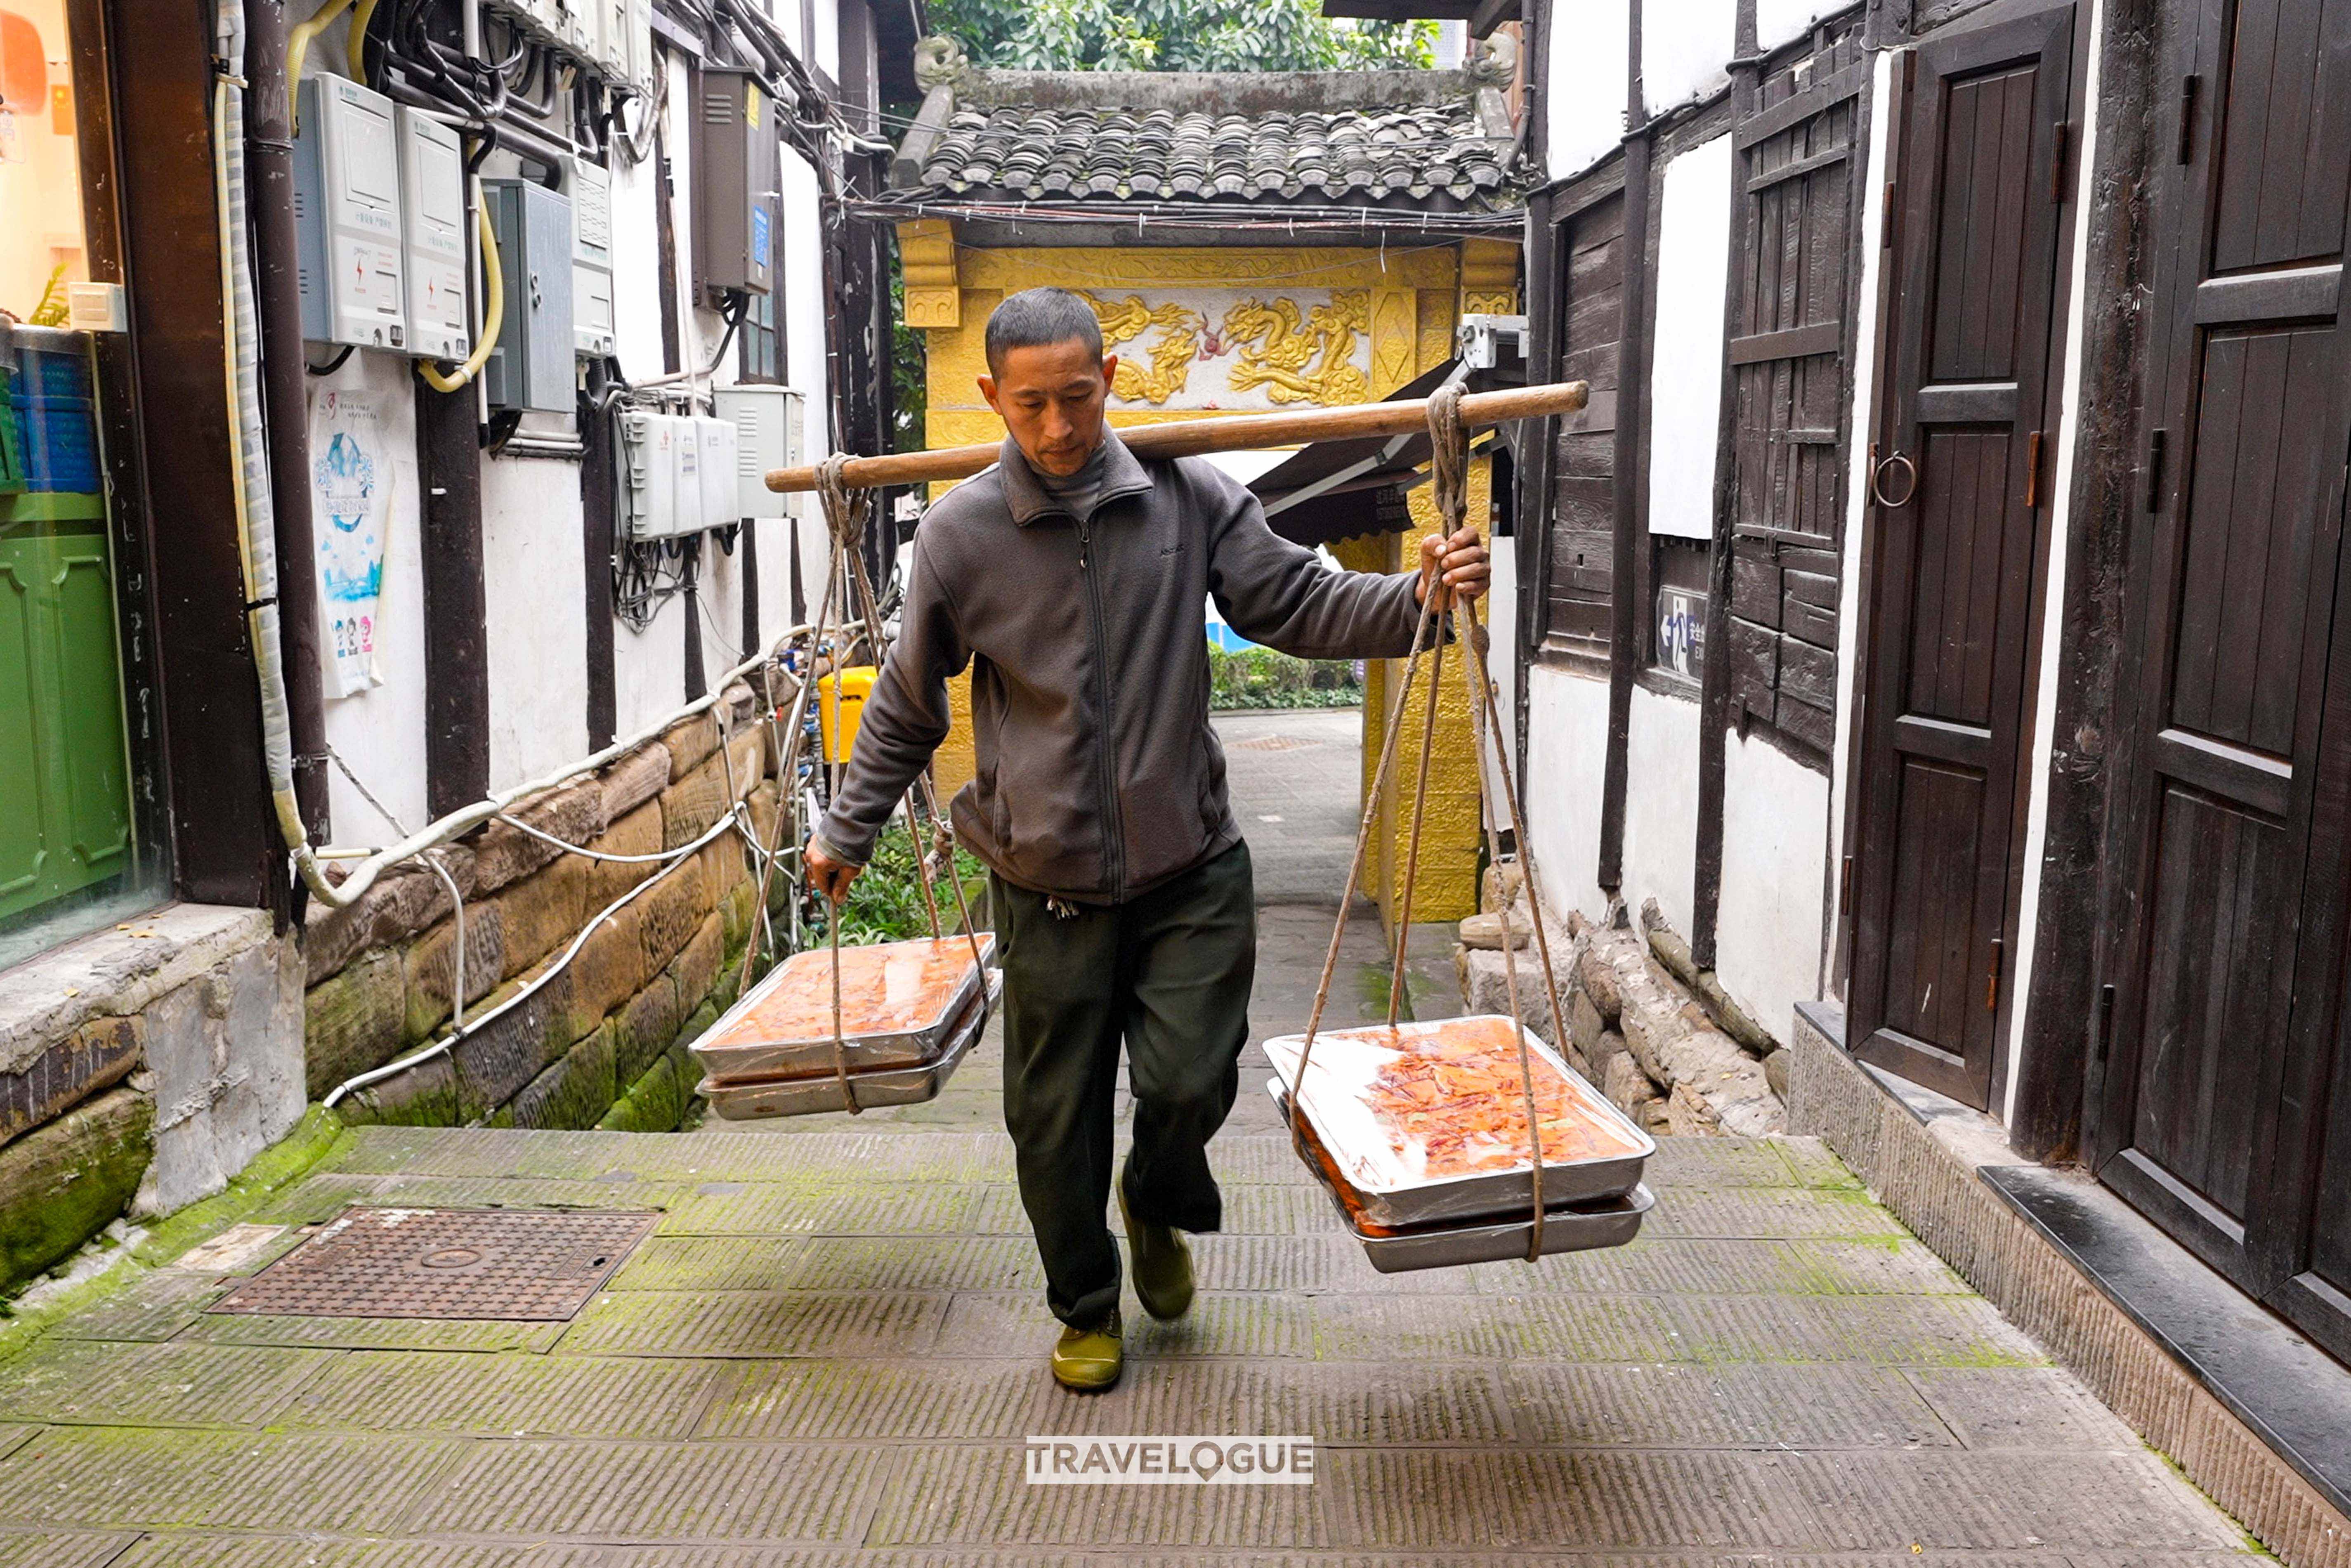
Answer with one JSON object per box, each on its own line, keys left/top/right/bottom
{"left": 978, "top": 338, "right": 1120, "bottom": 477}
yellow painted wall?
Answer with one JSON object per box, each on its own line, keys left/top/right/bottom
{"left": 912, "top": 239, "right": 1515, "bottom": 923}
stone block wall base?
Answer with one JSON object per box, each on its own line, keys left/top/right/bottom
{"left": 1788, "top": 1007, "right": 2351, "bottom": 1568}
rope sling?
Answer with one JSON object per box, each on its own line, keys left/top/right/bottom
{"left": 1285, "top": 383, "right": 1579, "bottom": 1261}
{"left": 757, "top": 454, "right": 988, "bottom": 1115}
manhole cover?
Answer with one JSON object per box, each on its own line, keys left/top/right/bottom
{"left": 1230, "top": 734, "right": 1322, "bottom": 752}
{"left": 207, "top": 1207, "right": 657, "bottom": 1321}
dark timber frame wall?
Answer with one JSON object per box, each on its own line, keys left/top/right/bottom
{"left": 106, "top": 0, "right": 284, "bottom": 913}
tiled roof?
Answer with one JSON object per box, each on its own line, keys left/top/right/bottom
{"left": 894, "top": 70, "right": 1522, "bottom": 213}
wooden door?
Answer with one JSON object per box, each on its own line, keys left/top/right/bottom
{"left": 1541, "top": 189, "right": 1626, "bottom": 659}
{"left": 2092, "top": 0, "right": 2351, "bottom": 1339}
{"left": 1724, "top": 29, "right": 1869, "bottom": 760}
{"left": 1849, "top": 3, "right": 2074, "bottom": 1108}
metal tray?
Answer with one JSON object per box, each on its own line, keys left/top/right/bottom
{"left": 1273, "top": 1083, "right": 1652, "bottom": 1272}
{"left": 699, "top": 970, "right": 997, "bottom": 1120}
{"left": 692, "top": 934, "right": 997, "bottom": 1084}
{"left": 1261, "top": 1016, "right": 1654, "bottom": 1228}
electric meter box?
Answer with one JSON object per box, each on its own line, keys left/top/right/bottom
{"left": 696, "top": 414, "right": 739, "bottom": 529}
{"left": 693, "top": 68, "right": 778, "bottom": 302}
{"left": 293, "top": 75, "right": 407, "bottom": 350}
{"left": 712, "top": 384, "right": 803, "bottom": 520}
{"left": 594, "top": 0, "right": 632, "bottom": 80}
{"left": 570, "top": 159, "right": 616, "bottom": 357}
{"left": 481, "top": 178, "right": 576, "bottom": 413}
{"left": 397, "top": 108, "right": 469, "bottom": 361}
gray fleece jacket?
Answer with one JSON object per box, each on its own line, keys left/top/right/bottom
{"left": 814, "top": 430, "right": 1433, "bottom": 905}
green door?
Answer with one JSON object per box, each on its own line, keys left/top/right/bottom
{"left": 0, "top": 512, "right": 134, "bottom": 924}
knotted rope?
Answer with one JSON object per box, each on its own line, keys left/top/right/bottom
{"left": 1287, "top": 381, "right": 1578, "bottom": 1263}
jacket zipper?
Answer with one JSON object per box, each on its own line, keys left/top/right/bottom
{"left": 1072, "top": 509, "right": 1126, "bottom": 902}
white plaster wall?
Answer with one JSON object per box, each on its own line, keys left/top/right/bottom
{"left": 1826, "top": 52, "right": 1895, "bottom": 992}
{"left": 480, "top": 456, "right": 590, "bottom": 791}
{"left": 1756, "top": 0, "right": 1837, "bottom": 50}
{"left": 608, "top": 135, "right": 668, "bottom": 384}
{"left": 813, "top": 0, "right": 841, "bottom": 80}
{"left": 1545, "top": 0, "right": 1631, "bottom": 182}
{"left": 1623, "top": 683, "right": 1701, "bottom": 935}
{"left": 1524, "top": 664, "right": 1612, "bottom": 923}
{"left": 781, "top": 144, "right": 838, "bottom": 616}
{"left": 1480, "top": 548, "right": 1520, "bottom": 831}
{"left": 1716, "top": 731, "right": 1831, "bottom": 1040}
{"left": 2003, "top": 0, "right": 2106, "bottom": 1126}
{"left": 1640, "top": 0, "right": 1735, "bottom": 115}
{"left": 614, "top": 597, "right": 692, "bottom": 739}
{"left": 1648, "top": 133, "right": 1733, "bottom": 540}
{"left": 309, "top": 353, "right": 430, "bottom": 839}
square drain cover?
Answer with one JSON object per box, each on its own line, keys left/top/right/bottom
{"left": 208, "top": 1207, "right": 657, "bottom": 1321}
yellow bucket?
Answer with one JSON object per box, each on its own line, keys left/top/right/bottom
{"left": 817, "top": 665, "right": 878, "bottom": 763}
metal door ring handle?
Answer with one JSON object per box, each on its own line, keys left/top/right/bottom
{"left": 1872, "top": 451, "right": 1918, "bottom": 508}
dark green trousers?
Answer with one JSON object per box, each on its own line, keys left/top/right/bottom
{"left": 991, "top": 839, "right": 1257, "bottom": 1331}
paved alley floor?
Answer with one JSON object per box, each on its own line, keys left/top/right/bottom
{"left": 0, "top": 710, "right": 2266, "bottom": 1563}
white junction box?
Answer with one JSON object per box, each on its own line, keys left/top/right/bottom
{"left": 672, "top": 416, "right": 704, "bottom": 533}
{"left": 398, "top": 108, "right": 469, "bottom": 361}
{"left": 571, "top": 158, "right": 616, "bottom": 357}
{"left": 293, "top": 74, "right": 407, "bottom": 350}
{"left": 696, "top": 414, "right": 739, "bottom": 529}
{"left": 623, "top": 409, "right": 680, "bottom": 540}
{"left": 712, "top": 385, "right": 804, "bottom": 520}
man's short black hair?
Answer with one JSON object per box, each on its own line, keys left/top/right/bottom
{"left": 984, "top": 287, "right": 1106, "bottom": 376}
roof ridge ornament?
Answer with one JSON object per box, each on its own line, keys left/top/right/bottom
{"left": 913, "top": 35, "right": 970, "bottom": 93}
{"left": 1465, "top": 31, "right": 1518, "bottom": 88}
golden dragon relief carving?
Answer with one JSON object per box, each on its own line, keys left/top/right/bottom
{"left": 1220, "top": 291, "right": 1372, "bottom": 405}
{"left": 1082, "top": 293, "right": 1204, "bottom": 405}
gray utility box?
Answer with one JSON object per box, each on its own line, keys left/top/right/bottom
{"left": 693, "top": 68, "right": 777, "bottom": 302}
{"left": 292, "top": 74, "right": 407, "bottom": 350}
{"left": 482, "top": 178, "right": 576, "bottom": 413}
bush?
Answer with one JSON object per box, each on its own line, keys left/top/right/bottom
{"left": 817, "top": 819, "right": 989, "bottom": 945}
{"left": 1208, "top": 645, "right": 1362, "bottom": 711}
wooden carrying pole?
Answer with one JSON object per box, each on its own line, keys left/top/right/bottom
{"left": 764, "top": 380, "right": 1591, "bottom": 494}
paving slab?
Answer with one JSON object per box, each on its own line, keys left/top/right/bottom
{"left": 0, "top": 773, "right": 2268, "bottom": 1561}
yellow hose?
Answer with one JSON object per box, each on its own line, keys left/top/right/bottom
{"left": 346, "top": 0, "right": 380, "bottom": 79}
{"left": 286, "top": 0, "right": 357, "bottom": 131}
{"left": 418, "top": 178, "right": 505, "bottom": 393}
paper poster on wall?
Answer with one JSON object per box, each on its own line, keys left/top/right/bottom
{"left": 309, "top": 389, "right": 394, "bottom": 697}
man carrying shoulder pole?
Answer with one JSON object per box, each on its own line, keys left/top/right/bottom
{"left": 805, "top": 286, "right": 1489, "bottom": 1391}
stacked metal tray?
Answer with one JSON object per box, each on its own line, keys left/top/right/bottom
{"left": 1271, "top": 1081, "right": 1654, "bottom": 1272}
{"left": 701, "top": 971, "right": 997, "bottom": 1119}
{"left": 693, "top": 933, "right": 998, "bottom": 1121}
{"left": 1261, "top": 1015, "right": 1654, "bottom": 1230}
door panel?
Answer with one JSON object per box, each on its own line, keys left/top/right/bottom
{"left": 2094, "top": 0, "right": 2351, "bottom": 1334}
{"left": 1723, "top": 28, "right": 1868, "bottom": 759}
{"left": 1850, "top": 2, "right": 2074, "bottom": 1108}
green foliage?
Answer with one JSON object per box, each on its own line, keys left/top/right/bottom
{"left": 1208, "top": 644, "right": 1363, "bottom": 711}
{"left": 822, "top": 821, "right": 989, "bottom": 945}
{"left": 926, "top": 0, "right": 1436, "bottom": 73}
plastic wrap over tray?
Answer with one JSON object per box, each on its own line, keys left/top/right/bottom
{"left": 699, "top": 970, "right": 998, "bottom": 1119}
{"left": 1262, "top": 1014, "right": 1653, "bottom": 1228}
{"left": 1273, "top": 1082, "right": 1652, "bottom": 1271}
{"left": 692, "top": 934, "right": 997, "bottom": 1084}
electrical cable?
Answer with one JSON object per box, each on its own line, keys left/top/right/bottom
{"left": 286, "top": 0, "right": 357, "bottom": 131}
{"left": 345, "top": 0, "right": 380, "bottom": 80}
{"left": 305, "top": 344, "right": 356, "bottom": 377}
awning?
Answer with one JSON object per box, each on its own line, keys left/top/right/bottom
{"left": 1249, "top": 357, "right": 1511, "bottom": 548}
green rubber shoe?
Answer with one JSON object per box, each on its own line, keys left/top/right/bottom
{"left": 1050, "top": 1310, "right": 1124, "bottom": 1391}
{"left": 1119, "top": 1183, "right": 1195, "bottom": 1321}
